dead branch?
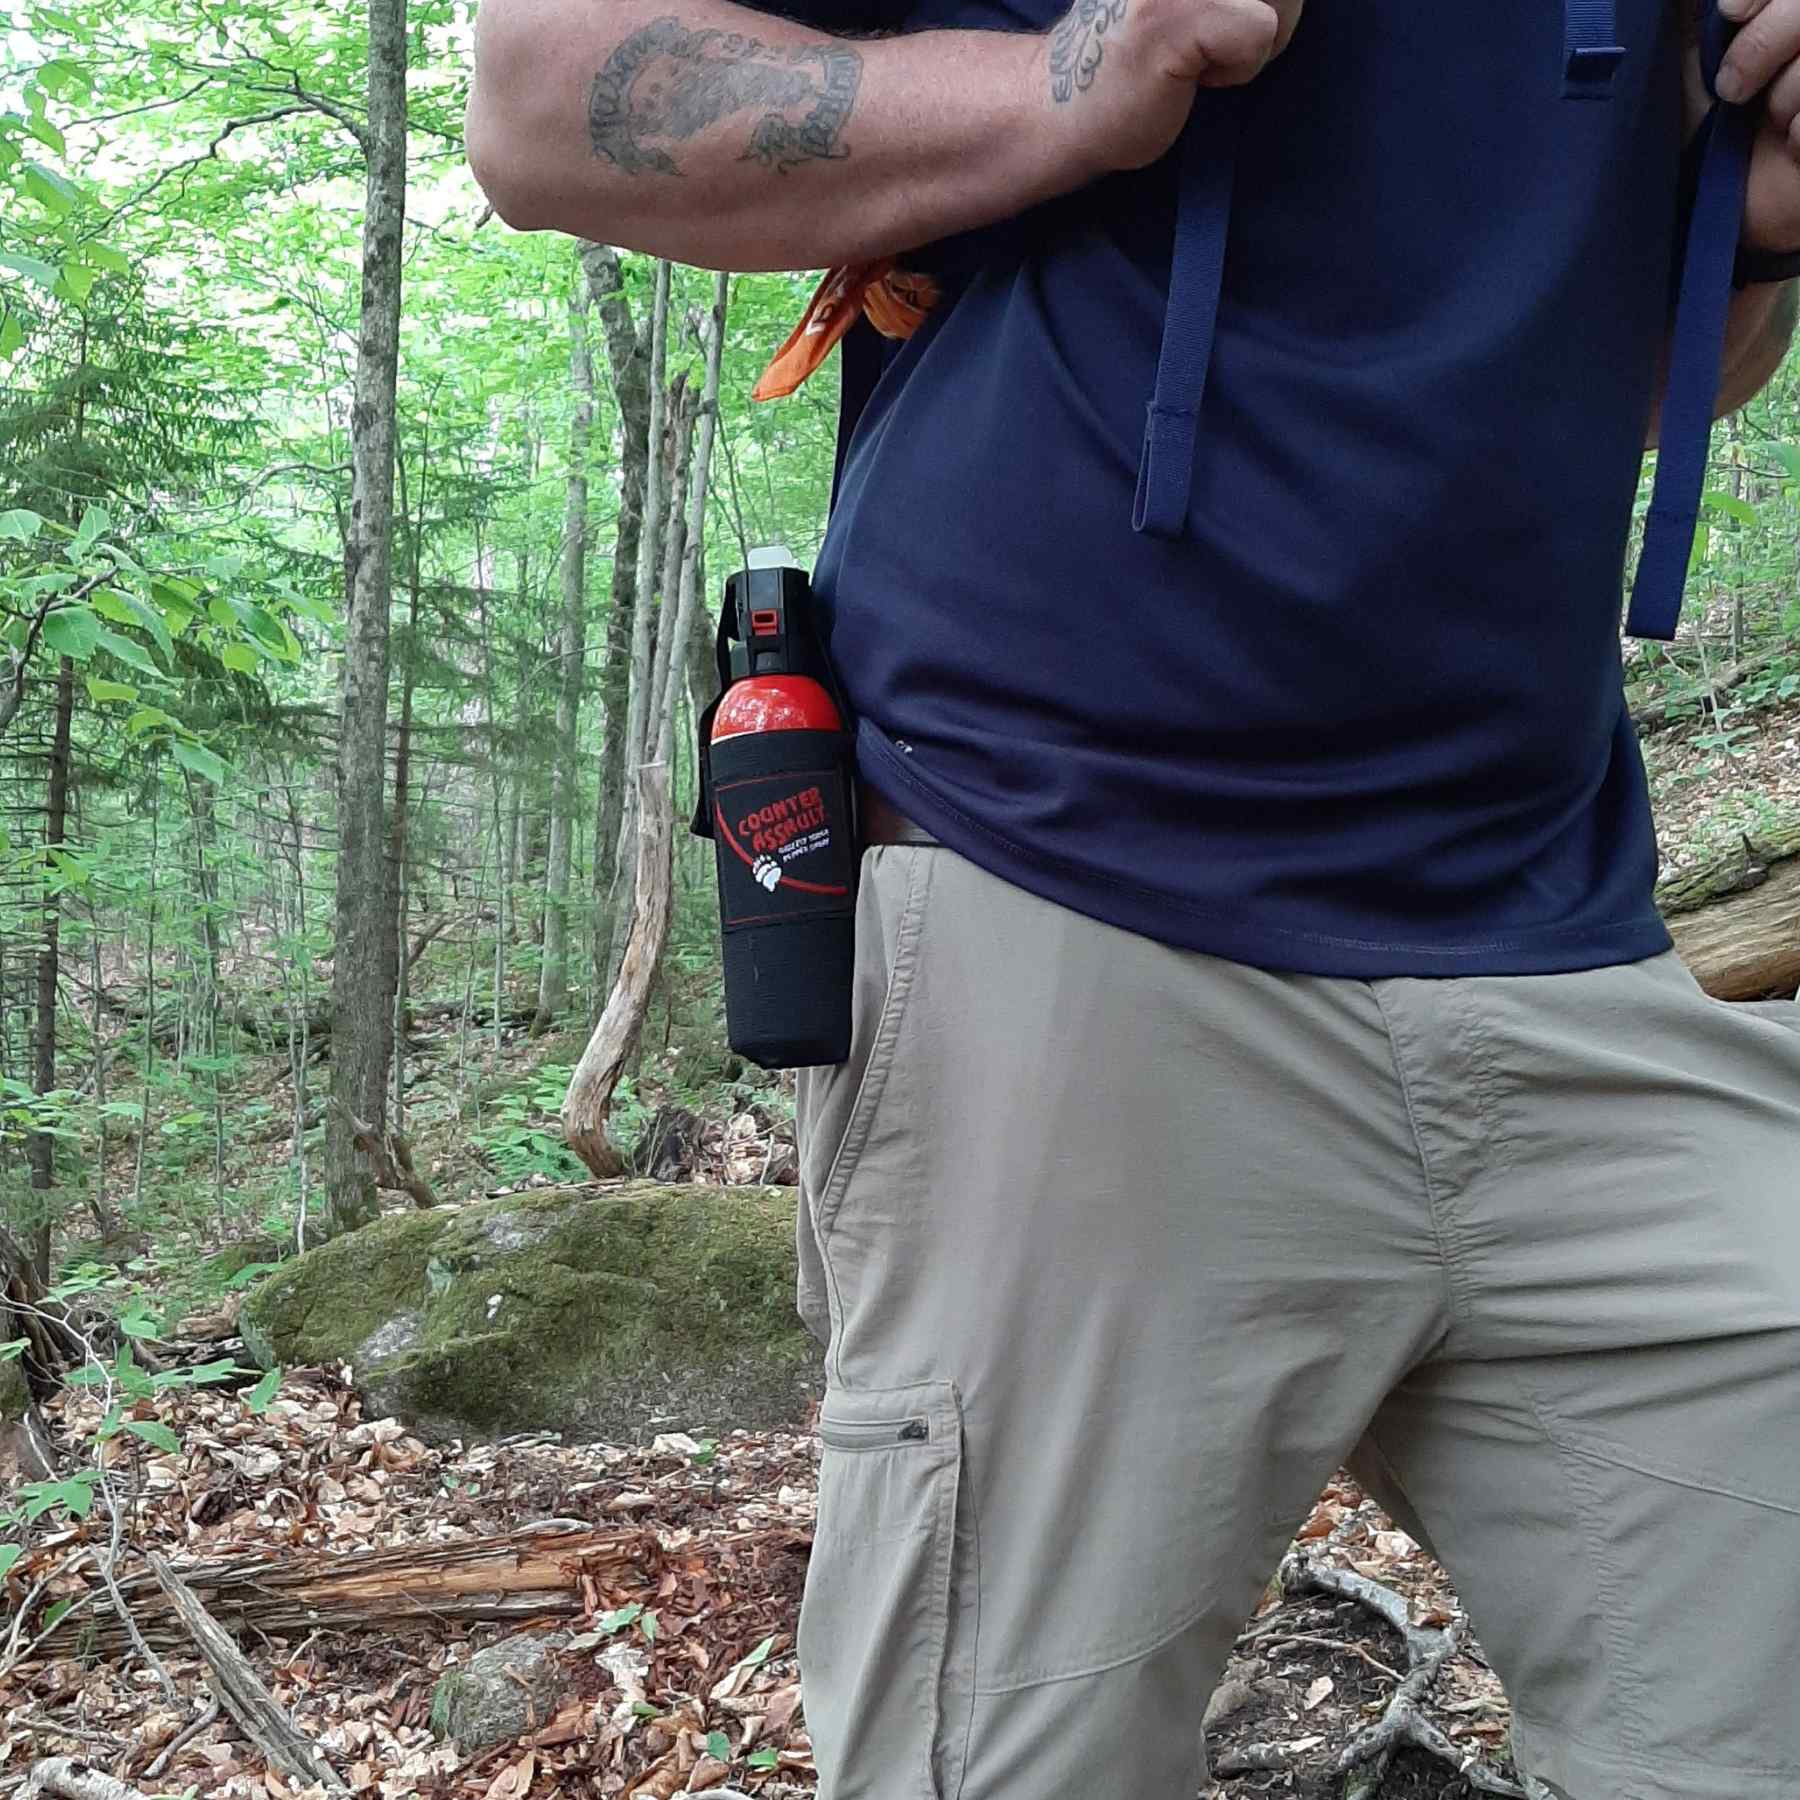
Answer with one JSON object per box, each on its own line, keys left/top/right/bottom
{"left": 144, "top": 1699, "right": 222, "bottom": 1782}
{"left": 44, "top": 1522, "right": 667, "bottom": 1657}
{"left": 147, "top": 1556, "right": 350, "bottom": 1797}
{"left": 563, "top": 764, "right": 673, "bottom": 1179}
{"left": 333, "top": 1100, "right": 441, "bottom": 1208}
{"left": 21, "top": 1761, "right": 151, "bottom": 1800}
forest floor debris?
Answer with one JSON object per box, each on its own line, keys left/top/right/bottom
{"left": 2, "top": 1366, "right": 1534, "bottom": 1799}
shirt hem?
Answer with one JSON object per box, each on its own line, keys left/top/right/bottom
{"left": 857, "top": 722, "right": 1675, "bottom": 980}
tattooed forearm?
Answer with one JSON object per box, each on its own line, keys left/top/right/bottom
{"left": 588, "top": 16, "right": 862, "bottom": 176}
{"left": 1047, "top": 0, "right": 1128, "bottom": 103}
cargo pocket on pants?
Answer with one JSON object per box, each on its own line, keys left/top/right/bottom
{"left": 800, "top": 1380, "right": 969, "bottom": 1800}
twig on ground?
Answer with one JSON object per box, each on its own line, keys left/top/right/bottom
{"left": 144, "top": 1698, "right": 223, "bottom": 1781}
{"left": 1253, "top": 1631, "right": 1405, "bottom": 1684}
{"left": 147, "top": 1555, "right": 351, "bottom": 1797}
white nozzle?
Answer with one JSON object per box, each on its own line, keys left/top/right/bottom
{"left": 746, "top": 544, "right": 797, "bottom": 571}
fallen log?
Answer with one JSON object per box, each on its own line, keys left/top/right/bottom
{"left": 1630, "top": 645, "right": 1789, "bottom": 735}
{"left": 1658, "top": 816, "right": 1800, "bottom": 1001}
{"left": 41, "top": 1523, "right": 667, "bottom": 1657}
{"left": 148, "top": 1557, "right": 350, "bottom": 1797}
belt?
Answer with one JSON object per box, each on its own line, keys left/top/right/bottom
{"left": 861, "top": 785, "right": 938, "bottom": 847}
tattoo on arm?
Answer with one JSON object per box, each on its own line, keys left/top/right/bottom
{"left": 1047, "top": 0, "right": 1128, "bottom": 103}
{"left": 589, "top": 16, "right": 863, "bottom": 176}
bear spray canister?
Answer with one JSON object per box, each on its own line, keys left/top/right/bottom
{"left": 703, "top": 550, "right": 858, "bottom": 1069}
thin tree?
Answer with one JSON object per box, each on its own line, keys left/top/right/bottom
{"left": 583, "top": 243, "right": 652, "bottom": 1004}
{"left": 603, "top": 258, "right": 672, "bottom": 991}
{"left": 326, "top": 0, "right": 409, "bottom": 1236}
{"left": 565, "top": 272, "right": 730, "bottom": 1175}
{"left": 533, "top": 270, "right": 597, "bottom": 1033}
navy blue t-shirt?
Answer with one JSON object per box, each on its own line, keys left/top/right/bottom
{"left": 802, "top": 0, "right": 1686, "bottom": 975}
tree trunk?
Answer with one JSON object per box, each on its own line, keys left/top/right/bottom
{"left": 326, "top": 0, "right": 408, "bottom": 1238}
{"left": 387, "top": 451, "right": 427, "bottom": 1118}
{"left": 563, "top": 274, "right": 731, "bottom": 1177}
{"left": 655, "top": 274, "right": 730, "bottom": 774}
{"left": 583, "top": 244, "right": 652, "bottom": 1003}
{"left": 645, "top": 379, "right": 697, "bottom": 774}
{"left": 605, "top": 259, "right": 672, "bottom": 991}
{"left": 534, "top": 272, "right": 597, "bottom": 1034}
{"left": 27, "top": 656, "right": 73, "bottom": 1281}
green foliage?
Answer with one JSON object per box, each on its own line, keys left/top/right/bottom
{"left": 471, "top": 1063, "right": 589, "bottom": 1183}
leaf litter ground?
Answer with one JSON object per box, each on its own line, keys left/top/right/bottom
{"left": 3, "top": 1353, "right": 1529, "bottom": 1800}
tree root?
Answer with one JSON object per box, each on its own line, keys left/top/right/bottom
{"left": 1212, "top": 1553, "right": 1534, "bottom": 1798}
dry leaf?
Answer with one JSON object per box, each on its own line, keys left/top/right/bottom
{"left": 1302, "top": 1676, "right": 1334, "bottom": 1712}
{"left": 483, "top": 1751, "right": 536, "bottom": 1798}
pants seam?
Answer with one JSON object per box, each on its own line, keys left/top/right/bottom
{"left": 1369, "top": 981, "right": 1474, "bottom": 1336}
{"left": 1515, "top": 1379, "right": 1659, "bottom": 1779}
{"left": 818, "top": 847, "right": 935, "bottom": 1388}
{"left": 1559, "top": 1434, "right": 1800, "bottom": 1518}
{"left": 970, "top": 1594, "right": 1215, "bottom": 1695}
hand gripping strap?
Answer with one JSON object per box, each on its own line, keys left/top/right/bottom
{"left": 1133, "top": 91, "right": 1248, "bottom": 540}
{"left": 1626, "top": 3, "right": 1750, "bottom": 642}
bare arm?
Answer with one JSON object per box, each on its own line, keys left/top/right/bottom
{"left": 465, "top": 0, "right": 1301, "bottom": 271}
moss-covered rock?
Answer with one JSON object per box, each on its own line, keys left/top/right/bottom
{"left": 239, "top": 1183, "right": 820, "bottom": 1444}
{"left": 431, "top": 1631, "right": 576, "bottom": 1748}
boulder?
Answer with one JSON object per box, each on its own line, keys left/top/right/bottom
{"left": 431, "top": 1631, "right": 576, "bottom": 1748}
{"left": 239, "top": 1183, "right": 820, "bottom": 1444}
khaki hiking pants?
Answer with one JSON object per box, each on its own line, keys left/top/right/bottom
{"left": 793, "top": 839, "right": 1800, "bottom": 1800}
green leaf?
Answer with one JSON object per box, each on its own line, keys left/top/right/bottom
{"left": 220, "top": 642, "right": 258, "bottom": 674}
{"left": 125, "top": 706, "right": 174, "bottom": 736}
{"left": 599, "top": 1603, "right": 643, "bottom": 1634}
{"left": 244, "top": 1367, "right": 282, "bottom": 1414}
{"left": 0, "top": 509, "right": 44, "bottom": 541}
{"left": 42, "top": 606, "right": 100, "bottom": 660}
{"left": 94, "top": 626, "right": 160, "bottom": 677}
{"left": 706, "top": 1731, "right": 730, "bottom": 1763}
{"left": 70, "top": 503, "right": 108, "bottom": 557}
{"left": 24, "top": 114, "right": 66, "bottom": 156}
{"left": 23, "top": 164, "right": 75, "bottom": 216}
{"left": 0, "top": 312, "right": 24, "bottom": 359}
{"left": 0, "top": 253, "right": 58, "bottom": 291}
{"left": 85, "top": 676, "right": 137, "bottom": 704}
{"left": 172, "top": 740, "right": 227, "bottom": 784}
{"left": 0, "top": 1543, "right": 22, "bottom": 1580}
{"left": 746, "top": 1749, "right": 779, "bottom": 1770}
{"left": 55, "top": 263, "right": 98, "bottom": 305}
{"left": 79, "top": 243, "right": 130, "bottom": 276}
{"left": 123, "top": 1418, "right": 181, "bottom": 1454}
{"left": 640, "top": 1609, "right": 658, "bottom": 1642}
{"left": 1701, "top": 489, "right": 1758, "bottom": 528}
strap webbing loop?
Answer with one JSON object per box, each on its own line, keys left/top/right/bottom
{"left": 1564, "top": 0, "right": 1625, "bottom": 95}
{"left": 1625, "top": 7, "right": 1750, "bottom": 641}
{"left": 1133, "top": 93, "right": 1246, "bottom": 540}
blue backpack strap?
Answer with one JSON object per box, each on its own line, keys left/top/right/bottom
{"left": 1133, "top": 92, "right": 1248, "bottom": 540}
{"left": 1626, "top": 4, "right": 1752, "bottom": 641}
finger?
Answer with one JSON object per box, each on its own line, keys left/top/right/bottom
{"left": 1720, "top": 0, "right": 1772, "bottom": 22}
{"left": 1189, "top": 0, "right": 1280, "bottom": 86}
{"left": 1718, "top": 0, "right": 1800, "bottom": 103}
{"left": 1769, "top": 53, "right": 1800, "bottom": 130}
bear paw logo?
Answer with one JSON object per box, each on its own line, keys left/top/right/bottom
{"left": 753, "top": 855, "right": 783, "bottom": 893}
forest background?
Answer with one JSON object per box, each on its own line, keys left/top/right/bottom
{"left": 2, "top": 3, "right": 1800, "bottom": 1792}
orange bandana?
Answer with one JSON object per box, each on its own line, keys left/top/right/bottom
{"left": 753, "top": 261, "right": 941, "bottom": 402}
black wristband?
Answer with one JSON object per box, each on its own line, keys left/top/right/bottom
{"left": 1733, "top": 244, "right": 1800, "bottom": 288}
